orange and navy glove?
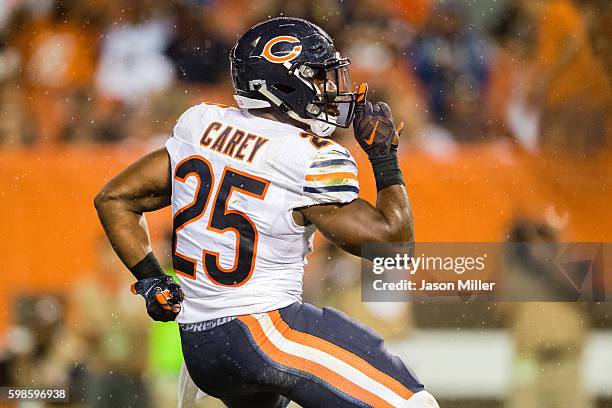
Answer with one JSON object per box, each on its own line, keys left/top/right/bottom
{"left": 352, "top": 83, "right": 405, "bottom": 191}
{"left": 131, "top": 275, "right": 183, "bottom": 322}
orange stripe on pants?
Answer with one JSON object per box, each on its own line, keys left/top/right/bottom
{"left": 268, "top": 310, "right": 413, "bottom": 400}
{"left": 238, "top": 314, "right": 393, "bottom": 408}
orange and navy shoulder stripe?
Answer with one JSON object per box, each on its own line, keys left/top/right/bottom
{"left": 237, "top": 310, "right": 413, "bottom": 407}
{"left": 304, "top": 147, "right": 359, "bottom": 195}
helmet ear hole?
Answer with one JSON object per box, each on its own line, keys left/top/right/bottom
{"left": 272, "top": 84, "right": 296, "bottom": 95}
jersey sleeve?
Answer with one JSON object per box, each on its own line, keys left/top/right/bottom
{"left": 298, "top": 144, "right": 359, "bottom": 207}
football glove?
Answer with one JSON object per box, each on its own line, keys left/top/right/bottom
{"left": 131, "top": 275, "right": 183, "bottom": 322}
{"left": 353, "top": 83, "right": 403, "bottom": 160}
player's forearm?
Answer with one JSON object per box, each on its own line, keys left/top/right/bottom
{"left": 94, "top": 148, "right": 171, "bottom": 276}
{"left": 375, "top": 184, "right": 414, "bottom": 244}
{"left": 94, "top": 194, "right": 154, "bottom": 269}
{"left": 95, "top": 191, "right": 182, "bottom": 320}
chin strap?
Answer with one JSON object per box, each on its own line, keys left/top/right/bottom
{"left": 233, "top": 84, "right": 337, "bottom": 137}
{"left": 308, "top": 119, "right": 336, "bottom": 137}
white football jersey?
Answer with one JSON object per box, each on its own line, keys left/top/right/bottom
{"left": 165, "top": 102, "right": 359, "bottom": 322}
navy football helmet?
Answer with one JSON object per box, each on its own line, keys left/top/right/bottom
{"left": 230, "top": 17, "right": 357, "bottom": 136}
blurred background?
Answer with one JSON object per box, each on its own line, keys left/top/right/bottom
{"left": 0, "top": 0, "right": 610, "bottom": 407}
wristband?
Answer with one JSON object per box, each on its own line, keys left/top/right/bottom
{"left": 369, "top": 146, "right": 404, "bottom": 192}
{"left": 130, "top": 252, "right": 166, "bottom": 280}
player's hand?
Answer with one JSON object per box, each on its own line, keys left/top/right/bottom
{"left": 131, "top": 275, "right": 184, "bottom": 322}
{"left": 352, "top": 83, "right": 404, "bottom": 160}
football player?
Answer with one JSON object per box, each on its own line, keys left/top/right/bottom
{"left": 95, "top": 17, "right": 439, "bottom": 408}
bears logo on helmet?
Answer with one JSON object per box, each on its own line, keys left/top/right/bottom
{"left": 261, "top": 36, "right": 303, "bottom": 63}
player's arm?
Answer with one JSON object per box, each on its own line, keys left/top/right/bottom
{"left": 94, "top": 148, "right": 170, "bottom": 269}
{"left": 299, "top": 186, "right": 412, "bottom": 258}
{"left": 300, "top": 84, "right": 413, "bottom": 258}
{"left": 94, "top": 148, "right": 182, "bottom": 321}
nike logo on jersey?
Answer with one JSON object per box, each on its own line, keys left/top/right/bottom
{"left": 365, "top": 121, "right": 378, "bottom": 145}
{"left": 200, "top": 121, "right": 269, "bottom": 163}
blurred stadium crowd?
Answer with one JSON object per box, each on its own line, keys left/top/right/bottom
{"left": 0, "top": 0, "right": 609, "bottom": 152}
{"left": 0, "top": 0, "right": 610, "bottom": 407}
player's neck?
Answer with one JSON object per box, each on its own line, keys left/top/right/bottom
{"left": 248, "top": 108, "right": 309, "bottom": 131}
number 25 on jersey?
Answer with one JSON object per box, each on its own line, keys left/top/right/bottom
{"left": 172, "top": 156, "right": 270, "bottom": 287}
